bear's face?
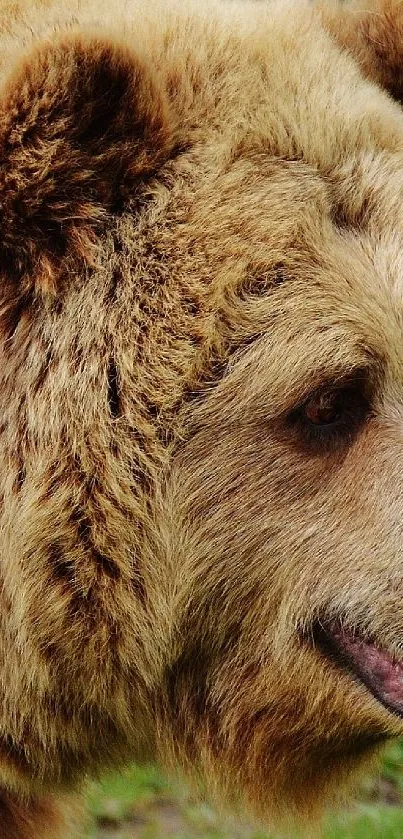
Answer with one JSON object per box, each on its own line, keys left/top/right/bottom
{"left": 2, "top": 0, "right": 403, "bottom": 830}
{"left": 162, "top": 156, "right": 403, "bottom": 817}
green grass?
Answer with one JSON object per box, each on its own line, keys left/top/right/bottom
{"left": 324, "top": 807, "right": 403, "bottom": 839}
{"left": 84, "top": 742, "right": 403, "bottom": 838}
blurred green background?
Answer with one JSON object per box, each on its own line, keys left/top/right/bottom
{"left": 84, "top": 741, "right": 403, "bottom": 838}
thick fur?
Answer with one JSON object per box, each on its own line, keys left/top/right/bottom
{"left": 1, "top": 0, "right": 403, "bottom": 835}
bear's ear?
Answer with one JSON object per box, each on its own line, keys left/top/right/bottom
{"left": 0, "top": 33, "right": 174, "bottom": 293}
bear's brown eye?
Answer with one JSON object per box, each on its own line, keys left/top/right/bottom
{"left": 303, "top": 389, "right": 344, "bottom": 426}
{"left": 288, "top": 379, "right": 371, "bottom": 452}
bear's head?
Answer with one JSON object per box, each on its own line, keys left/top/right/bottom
{"left": 1, "top": 0, "right": 403, "bottom": 832}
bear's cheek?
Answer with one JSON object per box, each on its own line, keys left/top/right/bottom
{"left": 155, "top": 418, "right": 403, "bottom": 814}
{"left": 164, "top": 413, "right": 403, "bottom": 726}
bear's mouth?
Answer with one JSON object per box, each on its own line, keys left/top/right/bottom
{"left": 312, "top": 621, "right": 403, "bottom": 719}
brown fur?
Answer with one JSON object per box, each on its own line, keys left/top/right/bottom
{"left": 0, "top": 0, "right": 403, "bottom": 834}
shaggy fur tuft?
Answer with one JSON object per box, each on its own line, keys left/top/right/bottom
{"left": 0, "top": 31, "right": 174, "bottom": 292}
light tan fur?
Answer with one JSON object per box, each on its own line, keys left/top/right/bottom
{"left": 0, "top": 0, "right": 402, "bottom": 834}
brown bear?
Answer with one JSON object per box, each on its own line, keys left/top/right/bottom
{"left": 1, "top": 0, "right": 403, "bottom": 835}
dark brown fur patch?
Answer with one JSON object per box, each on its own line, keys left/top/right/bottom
{"left": 0, "top": 32, "right": 174, "bottom": 291}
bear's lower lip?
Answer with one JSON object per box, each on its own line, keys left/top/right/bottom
{"left": 312, "top": 621, "right": 403, "bottom": 719}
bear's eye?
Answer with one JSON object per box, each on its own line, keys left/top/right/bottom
{"left": 288, "top": 380, "right": 371, "bottom": 451}
{"left": 303, "top": 388, "right": 346, "bottom": 427}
